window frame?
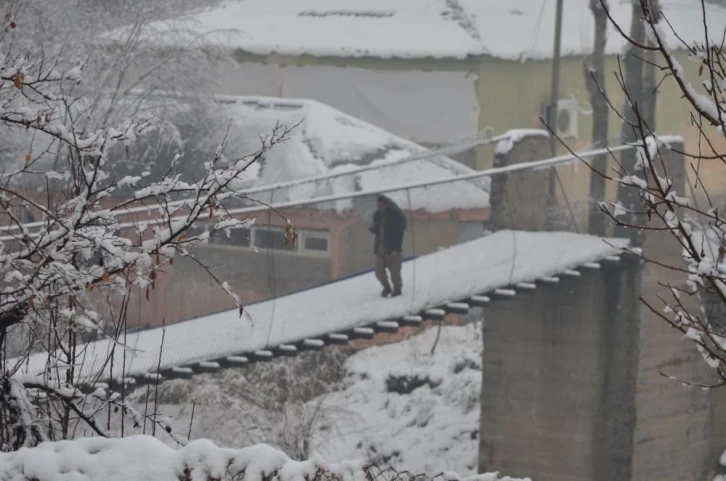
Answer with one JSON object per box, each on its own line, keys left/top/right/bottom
{"left": 204, "top": 222, "right": 331, "bottom": 257}
{"left": 299, "top": 229, "right": 330, "bottom": 255}
{"left": 251, "top": 226, "right": 296, "bottom": 252}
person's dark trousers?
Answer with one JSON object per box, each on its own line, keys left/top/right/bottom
{"left": 375, "top": 251, "right": 402, "bottom": 295}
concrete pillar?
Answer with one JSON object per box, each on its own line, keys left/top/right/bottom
{"left": 479, "top": 135, "right": 726, "bottom": 480}
{"left": 489, "top": 130, "right": 551, "bottom": 232}
{"left": 478, "top": 259, "right": 640, "bottom": 481}
{"left": 630, "top": 136, "right": 726, "bottom": 480}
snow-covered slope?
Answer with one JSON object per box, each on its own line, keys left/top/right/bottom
{"left": 143, "top": 0, "right": 726, "bottom": 60}
{"left": 127, "top": 325, "right": 503, "bottom": 477}
{"left": 0, "top": 436, "right": 341, "bottom": 481}
{"left": 3, "top": 324, "right": 528, "bottom": 479}
{"left": 312, "top": 324, "right": 485, "bottom": 475}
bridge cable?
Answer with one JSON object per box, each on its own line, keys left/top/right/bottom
{"left": 406, "top": 188, "right": 417, "bottom": 315}
{"left": 505, "top": 179, "right": 518, "bottom": 286}
{"left": 264, "top": 191, "right": 278, "bottom": 347}
{"left": 554, "top": 168, "right": 580, "bottom": 233}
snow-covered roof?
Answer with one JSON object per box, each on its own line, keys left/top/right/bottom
{"left": 218, "top": 96, "right": 489, "bottom": 213}
{"left": 154, "top": 0, "right": 726, "bottom": 61}
{"left": 13, "top": 230, "right": 629, "bottom": 384}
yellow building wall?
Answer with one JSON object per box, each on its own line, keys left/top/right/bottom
{"left": 474, "top": 51, "right": 726, "bottom": 217}
{"left": 235, "top": 49, "right": 724, "bottom": 209}
{"left": 475, "top": 52, "right": 701, "bottom": 162}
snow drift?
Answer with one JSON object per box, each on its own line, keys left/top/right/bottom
{"left": 0, "top": 435, "right": 529, "bottom": 481}
{"left": 312, "top": 324, "right": 486, "bottom": 475}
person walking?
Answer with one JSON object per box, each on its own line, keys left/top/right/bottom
{"left": 369, "top": 195, "right": 407, "bottom": 297}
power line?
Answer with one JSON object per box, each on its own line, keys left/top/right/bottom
{"left": 0, "top": 129, "right": 504, "bottom": 234}
{"left": 520, "top": 0, "right": 549, "bottom": 60}
{"left": 0, "top": 144, "right": 634, "bottom": 243}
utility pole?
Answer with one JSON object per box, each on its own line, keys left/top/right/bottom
{"left": 546, "top": 0, "right": 565, "bottom": 220}
{"left": 548, "top": 0, "right": 564, "bottom": 157}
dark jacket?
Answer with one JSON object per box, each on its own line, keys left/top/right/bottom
{"left": 369, "top": 195, "right": 407, "bottom": 255}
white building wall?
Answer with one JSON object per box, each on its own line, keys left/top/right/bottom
{"left": 217, "top": 63, "right": 479, "bottom": 144}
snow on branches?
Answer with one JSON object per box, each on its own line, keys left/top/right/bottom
{"left": 0, "top": 0, "right": 293, "bottom": 449}
{"left": 593, "top": 0, "right": 726, "bottom": 384}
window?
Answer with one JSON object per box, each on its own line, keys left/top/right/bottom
{"left": 20, "top": 206, "right": 35, "bottom": 223}
{"left": 187, "top": 224, "right": 207, "bottom": 240}
{"left": 207, "top": 225, "right": 330, "bottom": 256}
{"left": 458, "top": 222, "right": 485, "bottom": 243}
{"left": 231, "top": 228, "right": 251, "bottom": 246}
{"left": 304, "top": 236, "right": 328, "bottom": 251}
{"left": 253, "top": 227, "right": 295, "bottom": 251}
{"left": 211, "top": 227, "right": 251, "bottom": 247}
{"left": 301, "top": 230, "right": 330, "bottom": 254}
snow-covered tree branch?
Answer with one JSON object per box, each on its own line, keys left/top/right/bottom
{"left": 572, "top": 0, "right": 726, "bottom": 385}
{"left": 0, "top": 0, "right": 293, "bottom": 449}
{"left": 0, "top": 0, "right": 232, "bottom": 175}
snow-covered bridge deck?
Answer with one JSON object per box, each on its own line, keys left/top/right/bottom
{"left": 16, "top": 230, "right": 629, "bottom": 388}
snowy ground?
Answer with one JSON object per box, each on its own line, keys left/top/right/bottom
{"left": 144, "top": 324, "right": 488, "bottom": 476}
{"left": 310, "top": 324, "right": 485, "bottom": 475}
{"left": 0, "top": 431, "right": 526, "bottom": 481}
{"left": 2, "top": 325, "right": 526, "bottom": 481}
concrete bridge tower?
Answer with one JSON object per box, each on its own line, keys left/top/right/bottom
{"left": 478, "top": 131, "right": 726, "bottom": 481}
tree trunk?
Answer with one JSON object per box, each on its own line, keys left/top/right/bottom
{"left": 641, "top": 0, "right": 661, "bottom": 130}
{"left": 614, "top": 0, "right": 647, "bottom": 245}
{"left": 586, "top": 0, "right": 610, "bottom": 237}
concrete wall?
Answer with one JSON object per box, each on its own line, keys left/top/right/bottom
{"left": 478, "top": 261, "right": 635, "bottom": 480}
{"left": 478, "top": 257, "right": 726, "bottom": 481}
{"left": 480, "top": 135, "right": 726, "bottom": 480}
{"left": 629, "top": 139, "right": 726, "bottom": 480}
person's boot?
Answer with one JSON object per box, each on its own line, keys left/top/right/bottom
{"left": 391, "top": 288, "right": 402, "bottom": 297}
{"left": 381, "top": 286, "right": 392, "bottom": 297}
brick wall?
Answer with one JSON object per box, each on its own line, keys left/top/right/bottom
{"left": 125, "top": 244, "right": 331, "bottom": 328}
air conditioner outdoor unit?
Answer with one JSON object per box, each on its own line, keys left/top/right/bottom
{"left": 554, "top": 98, "right": 579, "bottom": 139}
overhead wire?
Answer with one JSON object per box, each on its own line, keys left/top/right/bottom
{"left": 519, "top": 0, "right": 549, "bottom": 61}
{"left": 264, "top": 191, "right": 278, "bottom": 346}
{"left": 0, "top": 128, "right": 503, "bottom": 234}
{"left": 406, "top": 188, "right": 417, "bottom": 315}
{"left": 0, "top": 144, "right": 634, "bottom": 243}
